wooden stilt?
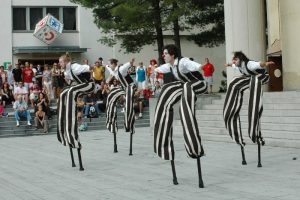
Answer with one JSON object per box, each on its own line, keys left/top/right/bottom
{"left": 114, "top": 133, "right": 118, "bottom": 153}
{"left": 197, "top": 157, "right": 204, "bottom": 188}
{"left": 241, "top": 145, "right": 247, "bottom": 165}
{"left": 77, "top": 148, "right": 84, "bottom": 171}
{"left": 171, "top": 160, "right": 178, "bottom": 185}
{"left": 69, "top": 147, "right": 76, "bottom": 167}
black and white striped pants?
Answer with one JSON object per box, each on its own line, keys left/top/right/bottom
{"left": 154, "top": 80, "right": 207, "bottom": 160}
{"left": 57, "top": 82, "right": 95, "bottom": 148}
{"left": 223, "top": 74, "right": 269, "bottom": 145}
{"left": 106, "top": 85, "right": 135, "bottom": 134}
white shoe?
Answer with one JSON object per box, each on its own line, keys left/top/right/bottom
{"left": 121, "top": 108, "right": 125, "bottom": 113}
{"left": 139, "top": 113, "right": 143, "bottom": 118}
{"left": 27, "top": 121, "right": 32, "bottom": 126}
{"left": 16, "top": 121, "right": 20, "bottom": 127}
{"left": 135, "top": 116, "right": 139, "bottom": 120}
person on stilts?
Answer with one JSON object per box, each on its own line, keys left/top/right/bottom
{"left": 57, "top": 53, "right": 95, "bottom": 170}
{"left": 105, "top": 58, "right": 136, "bottom": 155}
{"left": 223, "top": 51, "right": 274, "bottom": 167}
{"left": 153, "top": 44, "right": 207, "bottom": 188}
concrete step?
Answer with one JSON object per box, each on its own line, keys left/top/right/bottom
{"left": 196, "top": 115, "right": 300, "bottom": 124}
{"left": 196, "top": 120, "right": 300, "bottom": 132}
{"left": 197, "top": 109, "right": 300, "bottom": 117}
{"left": 212, "top": 97, "right": 300, "bottom": 105}
{"left": 203, "top": 103, "right": 300, "bottom": 110}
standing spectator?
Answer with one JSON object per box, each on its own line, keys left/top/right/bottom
{"left": 83, "top": 58, "right": 89, "bottom": 65}
{"left": 136, "top": 62, "right": 147, "bottom": 90}
{"left": 34, "top": 105, "right": 48, "bottom": 133}
{"left": 51, "top": 63, "right": 60, "bottom": 99}
{"left": 35, "top": 64, "right": 44, "bottom": 87}
{"left": 0, "top": 66, "right": 7, "bottom": 88}
{"left": 99, "top": 82, "right": 110, "bottom": 112}
{"left": 14, "top": 82, "right": 28, "bottom": 103}
{"left": 92, "top": 60, "right": 105, "bottom": 85}
{"left": 13, "top": 95, "right": 32, "bottom": 126}
{"left": 2, "top": 82, "right": 14, "bottom": 105}
{"left": 6, "top": 64, "right": 14, "bottom": 87}
{"left": 201, "top": 58, "right": 215, "bottom": 94}
{"left": 57, "top": 63, "right": 65, "bottom": 93}
{"left": 12, "top": 63, "right": 23, "bottom": 85}
{"left": 128, "top": 62, "right": 136, "bottom": 84}
{"left": 43, "top": 64, "right": 53, "bottom": 99}
{"left": 22, "top": 62, "right": 34, "bottom": 91}
{"left": 30, "top": 63, "right": 37, "bottom": 83}
{"left": 76, "top": 95, "right": 85, "bottom": 126}
{"left": 147, "top": 59, "right": 158, "bottom": 89}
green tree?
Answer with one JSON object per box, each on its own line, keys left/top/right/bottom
{"left": 70, "top": 0, "right": 224, "bottom": 62}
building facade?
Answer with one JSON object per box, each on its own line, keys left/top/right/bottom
{"left": 0, "top": 0, "right": 226, "bottom": 92}
{"left": 224, "top": 0, "right": 300, "bottom": 91}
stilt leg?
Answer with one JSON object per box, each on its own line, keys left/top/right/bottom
{"left": 77, "top": 148, "right": 84, "bottom": 171}
{"left": 129, "top": 133, "right": 133, "bottom": 156}
{"left": 171, "top": 160, "right": 178, "bottom": 185}
{"left": 257, "top": 141, "right": 262, "bottom": 167}
{"left": 69, "top": 147, "right": 76, "bottom": 167}
{"left": 114, "top": 133, "right": 118, "bottom": 153}
{"left": 241, "top": 145, "right": 247, "bottom": 165}
{"left": 197, "top": 157, "right": 204, "bottom": 188}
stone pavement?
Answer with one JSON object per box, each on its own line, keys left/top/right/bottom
{"left": 0, "top": 128, "right": 299, "bottom": 200}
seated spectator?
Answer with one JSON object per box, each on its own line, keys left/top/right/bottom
{"left": 34, "top": 105, "right": 48, "bottom": 133}
{"left": 153, "top": 81, "right": 162, "bottom": 98}
{"left": 13, "top": 95, "right": 32, "bottom": 126}
{"left": 76, "top": 95, "right": 85, "bottom": 126}
{"left": 83, "top": 93, "right": 101, "bottom": 118}
{"left": 134, "top": 89, "right": 145, "bottom": 119}
{"left": 143, "top": 86, "right": 152, "bottom": 107}
{"left": 99, "top": 83, "right": 110, "bottom": 112}
{"left": 14, "top": 82, "right": 28, "bottom": 103}
{"left": 29, "top": 82, "right": 42, "bottom": 108}
{"left": 2, "top": 82, "right": 14, "bottom": 105}
{"left": 0, "top": 90, "right": 8, "bottom": 107}
{"left": 0, "top": 98, "right": 8, "bottom": 117}
{"left": 110, "top": 78, "right": 120, "bottom": 89}
{"left": 35, "top": 92, "right": 52, "bottom": 120}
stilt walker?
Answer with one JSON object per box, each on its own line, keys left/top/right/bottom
{"left": 105, "top": 58, "right": 136, "bottom": 155}
{"left": 153, "top": 44, "right": 207, "bottom": 187}
{"left": 57, "top": 53, "right": 95, "bottom": 170}
{"left": 223, "top": 51, "right": 274, "bottom": 167}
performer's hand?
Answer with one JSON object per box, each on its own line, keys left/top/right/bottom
{"left": 266, "top": 61, "right": 275, "bottom": 67}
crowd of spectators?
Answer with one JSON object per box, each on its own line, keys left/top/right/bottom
{"left": 0, "top": 57, "right": 165, "bottom": 130}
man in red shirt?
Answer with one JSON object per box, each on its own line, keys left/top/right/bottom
{"left": 22, "top": 62, "right": 34, "bottom": 91}
{"left": 201, "top": 58, "right": 215, "bottom": 94}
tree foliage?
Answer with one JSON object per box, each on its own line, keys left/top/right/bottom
{"left": 70, "top": 0, "right": 225, "bottom": 58}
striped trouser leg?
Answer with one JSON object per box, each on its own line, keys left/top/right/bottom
{"left": 223, "top": 76, "right": 251, "bottom": 145}
{"left": 106, "top": 88, "right": 125, "bottom": 134}
{"left": 154, "top": 81, "right": 183, "bottom": 161}
{"left": 65, "top": 82, "right": 95, "bottom": 148}
{"left": 124, "top": 85, "right": 135, "bottom": 134}
{"left": 57, "top": 87, "right": 70, "bottom": 146}
{"left": 248, "top": 74, "right": 270, "bottom": 143}
{"left": 180, "top": 80, "right": 207, "bottom": 158}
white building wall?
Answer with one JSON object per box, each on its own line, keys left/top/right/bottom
{"left": 0, "top": 0, "right": 13, "bottom": 65}
{"left": 279, "top": 0, "right": 300, "bottom": 91}
{"left": 224, "top": 0, "right": 266, "bottom": 85}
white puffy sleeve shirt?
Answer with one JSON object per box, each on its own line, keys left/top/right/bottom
{"left": 64, "top": 62, "right": 90, "bottom": 80}
{"left": 105, "top": 62, "right": 131, "bottom": 80}
{"left": 155, "top": 57, "right": 201, "bottom": 80}
{"left": 232, "top": 61, "right": 263, "bottom": 75}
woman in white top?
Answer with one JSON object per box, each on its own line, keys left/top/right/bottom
{"left": 223, "top": 51, "right": 274, "bottom": 167}
{"left": 105, "top": 58, "right": 136, "bottom": 155}
{"left": 57, "top": 53, "right": 94, "bottom": 171}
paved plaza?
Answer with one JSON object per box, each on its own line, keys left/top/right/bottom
{"left": 0, "top": 128, "right": 299, "bottom": 200}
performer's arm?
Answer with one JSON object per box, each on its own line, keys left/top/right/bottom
{"left": 119, "top": 58, "right": 135, "bottom": 77}
{"left": 154, "top": 63, "right": 171, "bottom": 73}
{"left": 259, "top": 61, "right": 275, "bottom": 68}
{"left": 106, "top": 74, "right": 113, "bottom": 84}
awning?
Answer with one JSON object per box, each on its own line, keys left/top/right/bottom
{"left": 12, "top": 46, "right": 88, "bottom": 54}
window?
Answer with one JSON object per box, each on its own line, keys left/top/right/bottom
{"left": 30, "top": 8, "right": 43, "bottom": 30}
{"left": 12, "top": 6, "right": 77, "bottom": 31}
{"left": 63, "top": 7, "right": 76, "bottom": 30}
{"left": 13, "top": 8, "right": 26, "bottom": 30}
{"left": 47, "top": 7, "right": 59, "bottom": 20}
